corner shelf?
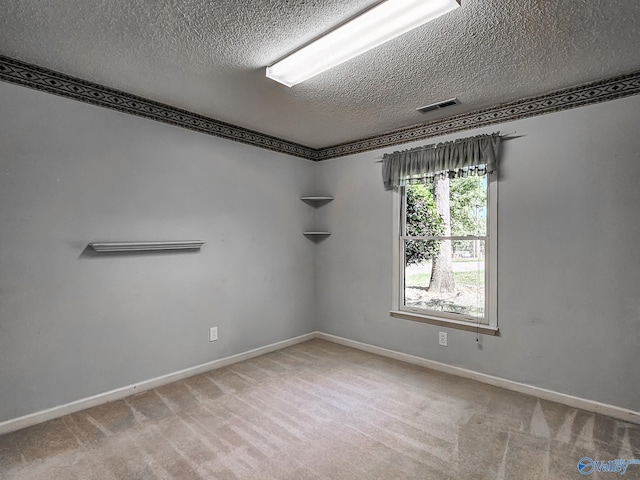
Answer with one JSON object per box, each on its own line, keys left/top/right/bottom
{"left": 89, "top": 240, "right": 205, "bottom": 252}
{"left": 301, "top": 195, "right": 333, "bottom": 239}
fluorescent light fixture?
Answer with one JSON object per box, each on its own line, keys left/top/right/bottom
{"left": 266, "top": 0, "right": 460, "bottom": 87}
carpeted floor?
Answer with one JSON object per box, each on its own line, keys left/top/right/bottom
{"left": 0, "top": 339, "right": 639, "bottom": 479}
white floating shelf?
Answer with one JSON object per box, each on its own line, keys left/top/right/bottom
{"left": 301, "top": 196, "right": 333, "bottom": 239}
{"left": 300, "top": 196, "right": 334, "bottom": 201}
{"left": 89, "top": 241, "right": 205, "bottom": 252}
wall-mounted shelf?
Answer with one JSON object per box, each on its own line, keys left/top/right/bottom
{"left": 89, "top": 241, "right": 205, "bottom": 252}
{"left": 300, "top": 196, "right": 334, "bottom": 201}
{"left": 301, "top": 195, "right": 333, "bottom": 239}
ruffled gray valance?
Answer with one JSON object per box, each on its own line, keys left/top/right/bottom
{"left": 382, "top": 133, "right": 501, "bottom": 189}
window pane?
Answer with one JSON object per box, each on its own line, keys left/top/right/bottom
{"left": 403, "top": 239, "right": 485, "bottom": 319}
{"left": 449, "top": 175, "right": 487, "bottom": 237}
{"left": 405, "top": 177, "right": 487, "bottom": 237}
{"left": 405, "top": 184, "right": 442, "bottom": 237}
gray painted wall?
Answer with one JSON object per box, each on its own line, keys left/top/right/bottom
{"left": 2, "top": 77, "right": 639, "bottom": 423}
{"left": 315, "top": 95, "right": 640, "bottom": 412}
{"left": 0, "top": 82, "right": 316, "bottom": 422}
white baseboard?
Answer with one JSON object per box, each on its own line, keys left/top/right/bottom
{"left": 315, "top": 332, "right": 640, "bottom": 425}
{"left": 2, "top": 330, "right": 638, "bottom": 435}
{"left": 0, "top": 332, "right": 315, "bottom": 435}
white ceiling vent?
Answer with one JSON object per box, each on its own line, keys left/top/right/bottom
{"left": 416, "top": 98, "right": 460, "bottom": 114}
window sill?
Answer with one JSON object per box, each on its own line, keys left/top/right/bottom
{"left": 389, "top": 310, "right": 499, "bottom": 336}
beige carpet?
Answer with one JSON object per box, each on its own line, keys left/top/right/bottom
{"left": 0, "top": 339, "right": 639, "bottom": 479}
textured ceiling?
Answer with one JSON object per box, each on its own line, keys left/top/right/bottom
{"left": 1, "top": 0, "right": 639, "bottom": 149}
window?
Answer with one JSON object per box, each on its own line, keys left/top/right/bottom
{"left": 392, "top": 172, "right": 497, "bottom": 334}
{"left": 383, "top": 132, "right": 501, "bottom": 334}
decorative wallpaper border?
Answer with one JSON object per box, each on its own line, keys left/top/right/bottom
{"left": 1, "top": 55, "right": 639, "bottom": 161}
{"left": 315, "top": 69, "right": 640, "bottom": 160}
{"left": 0, "top": 55, "right": 315, "bottom": 159}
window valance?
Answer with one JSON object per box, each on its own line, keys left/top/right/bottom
{"left": 382, "top": 132, "right": 501, "bottom": 189}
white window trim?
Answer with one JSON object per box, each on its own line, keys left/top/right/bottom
{"left": 390, "top": 172, "right": 499, "bottom": 335}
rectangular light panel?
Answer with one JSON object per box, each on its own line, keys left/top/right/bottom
{"left": 266, "top": 0, "right": 461, "bottom": 87}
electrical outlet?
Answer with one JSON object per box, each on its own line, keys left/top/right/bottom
{"left": 438, "top": 331, "right": 448, "bottom": 346}
{"left": 209, "top": 327, "right": 218, "bottom": 342}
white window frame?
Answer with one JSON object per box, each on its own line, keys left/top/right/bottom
{"left": 390, "top": 172, "right": 498, "bottom": 335}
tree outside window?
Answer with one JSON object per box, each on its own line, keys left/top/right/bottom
{"left": 402, "top": 175, "right": 487, "bottom": 320}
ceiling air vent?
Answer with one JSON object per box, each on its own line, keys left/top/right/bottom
{"left": 416, "top": 98, "right": 460, "bottom": 114}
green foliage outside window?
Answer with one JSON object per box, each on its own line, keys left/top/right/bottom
{"left": 450, "top": 176, "right": 487, "bottom": 237}
{"left": 405, "top": 183, "right": 442, "bottom": 265}
{"left": 405, "top": 176, "right": 486, "bottom": 266}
